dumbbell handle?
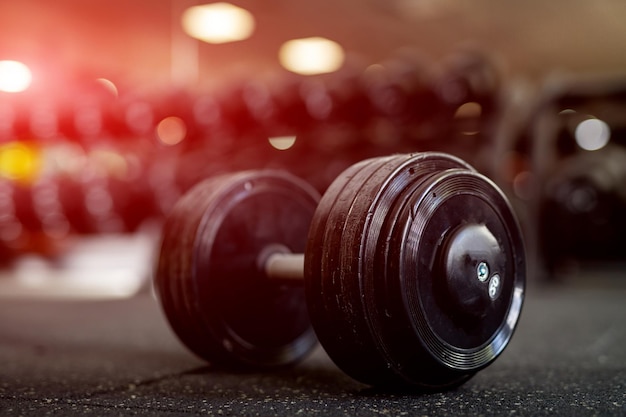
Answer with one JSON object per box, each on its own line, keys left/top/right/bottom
{"left": 264, "top": 252, "right": 305, "bottom": 281}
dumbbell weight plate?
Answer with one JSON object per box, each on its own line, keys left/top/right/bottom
{"left": 305, "top": 152, "right": 525, "bottom": 389}
{"left": 155, "top": 170, "right": 320, "bottom": 368}
{"left": 305, "top": 152, "right": 473, "bottom": 386}
{"left": 378, "top": 167, "right": 524, "bottom": 388}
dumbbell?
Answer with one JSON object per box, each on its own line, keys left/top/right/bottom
{"left": 154, "top": 152, "right": 525, "bottom": 390}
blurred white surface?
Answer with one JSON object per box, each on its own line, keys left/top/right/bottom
{"left": 0, "top": 232, "right": 157, "bottom": 300}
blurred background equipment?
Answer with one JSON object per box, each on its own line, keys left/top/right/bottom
{"left": 500, "top": 77, "right": 626, "bottom": 280}
{"left": 0, "top": 46, "right": 504, "bottom": 279}
{"left": 0, "top": 0, "right": 625, "bottom": 298}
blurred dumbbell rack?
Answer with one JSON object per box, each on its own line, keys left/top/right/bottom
{"left": 493, "top": 74, "right": 626, "bottom": 282}
{"left": 0, "top": 49, "right": 509, "bottom": 298}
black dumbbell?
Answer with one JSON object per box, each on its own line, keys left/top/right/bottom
{"left": 154, "top": 152, "right": 525, "bottom": 391}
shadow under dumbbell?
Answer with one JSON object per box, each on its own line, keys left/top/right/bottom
{"left": 175, "top": 348, "right": 467, "bottom": 398}
{"left": 174, "top": 348, "right": 367, "bottom": 394}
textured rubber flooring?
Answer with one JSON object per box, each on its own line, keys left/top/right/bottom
{"left": 0, "top": 281, "right": 624, "bottom": 416}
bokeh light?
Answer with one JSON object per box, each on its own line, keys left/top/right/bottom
{"left": 182, "top": 3, "right": 255, "bottom": 44}
{"left": 0, "top": 142, "right": 40, "bottom": 182}
{"left": 268, "top": 135, "right": 297, "bottom": 150}
{"left": 0, "top": 60, "right": 32, "bottom": 93}
{"left": 279, "top": 37, "right": 345, "bottom": 75}
{"left": 575, "top": 118, "right": 610, "bottom": 151}
{"left": 157, "top": 116, "right": 187, "bottom": 146}
{"left": 96, "top": 78, "right": 119, "bottom": 97}
{"left": 453, "top": 101, "right": 482, "bottom": 135}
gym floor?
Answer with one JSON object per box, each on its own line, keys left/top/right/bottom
{"left": 0, "top": 247, "right": 624, "bottom": 416}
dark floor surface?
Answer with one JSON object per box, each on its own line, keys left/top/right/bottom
{"left": 0, "top": 274, "right": 625, "bottom": 416}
